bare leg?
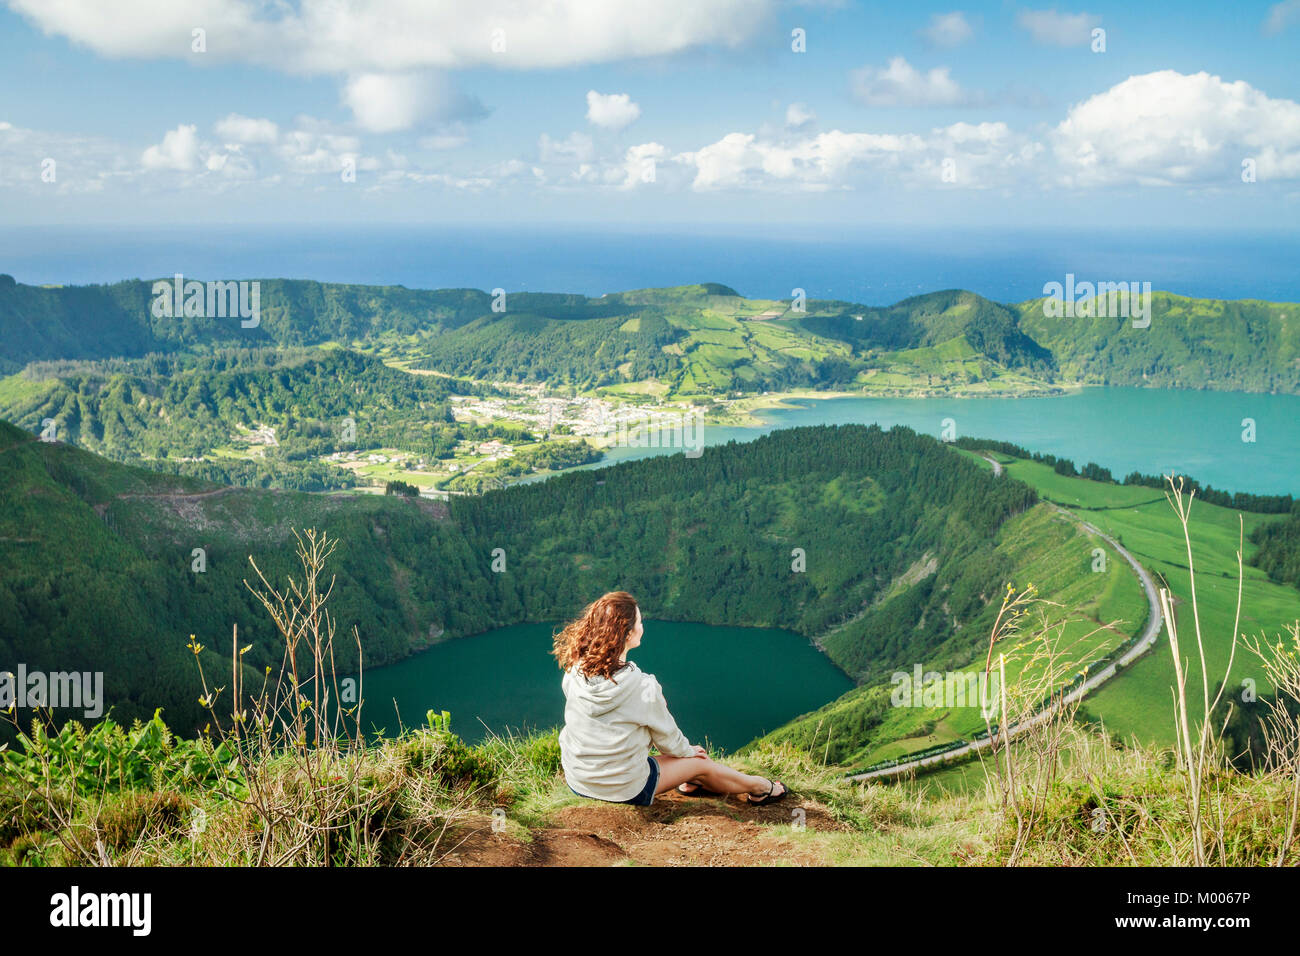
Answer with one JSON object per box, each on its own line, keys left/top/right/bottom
{"left": 654, "top": 754, "right": 785, "bottom": 800}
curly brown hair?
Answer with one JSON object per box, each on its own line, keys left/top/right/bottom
{"left": 551, "top": 591, "right": 639, "bottom": 681}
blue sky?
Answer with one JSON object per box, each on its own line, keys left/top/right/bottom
{"left": 1, "top": 0, "right": 1297, "bottom": 229}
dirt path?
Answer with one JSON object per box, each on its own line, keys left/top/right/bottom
{"left": 114, "top": 486, "right": 237, "bottom": 502}
{"left": 436, "top": 791, "right": 847, "bottom": 866}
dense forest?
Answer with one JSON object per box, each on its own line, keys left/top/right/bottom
{"left": 0, "top": 349, "right": 538, "bottom": 490}
{"left": 1249, "top": 509, "right": 1300, "bottom": 588}
{"left": 0, "top": 275, "right": 492, "bottom": 371}
{"left": 0, "top": 418, "right": 1035, "bottom": 746}
{"left": 1017, "top": 292, "right": 1300, "bottom": 394}
{"left": 1221, "top": 683, "right": 1300, "bottom": 772}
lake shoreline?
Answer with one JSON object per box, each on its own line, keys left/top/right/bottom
{"left": 515, "top": 385, "right": 1300, "bottom": 498}
{"left": 713, "top": 382, "right": 1089, "bottom": 427}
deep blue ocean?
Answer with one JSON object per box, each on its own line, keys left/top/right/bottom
{"left": 3, "top": 225, "right": 1297, "bottom": 305}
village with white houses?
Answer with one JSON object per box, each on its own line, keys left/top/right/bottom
{"left": 313, "top": 379, "right": 713, "bottom": 496}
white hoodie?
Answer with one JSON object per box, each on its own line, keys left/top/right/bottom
{"left": 559, "top": 660, "right": 697, "bottom": 801}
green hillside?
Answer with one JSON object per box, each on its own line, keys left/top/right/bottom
{"left": 5, "top": 273, "right": 1300, "bottom": 769}
{"left": 4, "top": 434, "right": 1299, "bottom": 867}
{"left": 751, "top": 499, "right": 1147, "bottom": 768}
{"left": 0, "top": 275, "right": 492, "bottom": 372}
{"left": 0, "top": 348, "right": 503, "bottom": 490}
{"left": 1, "top": 419, "right": 1040, "bottom": 758}
{"left": 5, "top": 275, "right": 1298, "bottom": 400}
{"left": 990, "top": 455, "right": 1299, "bottom": 750}
{"left": 413, "top": 286, "right": 1061, "bottom": 396}
{"left": 1017, "top": 292, "right": 1300, "bottom": 393}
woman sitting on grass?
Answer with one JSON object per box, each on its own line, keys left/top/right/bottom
{"left": 552, "top": 590, "right": 788, "bottom": 808}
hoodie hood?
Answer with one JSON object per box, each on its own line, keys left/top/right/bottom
{"left": 566, "top": 662, "right": 641, "bottom": 718}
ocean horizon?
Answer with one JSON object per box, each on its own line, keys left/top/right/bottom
{"left": 3, "top": 225, "right": 1298, "bottom": 306}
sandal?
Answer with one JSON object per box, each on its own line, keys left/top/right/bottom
{"left": 677, "top": 781, "right": 723, "bottom": 797}
{"left": 744, "top": 778, "right": 788, "bottom": 807}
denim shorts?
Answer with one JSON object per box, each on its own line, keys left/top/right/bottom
{"left": 569, "top": 756, "right": 660, "bottom": 807}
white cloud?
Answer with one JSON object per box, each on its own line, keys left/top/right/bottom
{"left": 275, "top": 123, "right": 364, "bottom": 174}
{"left": 785, "top": 102, "right": 816, "bottom": 129}
{"left": 619, "top": 142, "right": 666, "bottom": 188}
{"left": 674, "top": 118, "right": 1047, "bottom": 192}
{"left": 0, "top": 120, "right": 128, "bottom": 193}
{"left": 522, "top": 135, "right": 672, "bottom": 191}
{"left": 485, "top": 158, "right": 532, "bottom": 180}
{"left": 920, "top": 12, "right": 974, "bottom": 47}
{"left": 6, "top": 0, "right": 773, "bottom": 72}
{"left": 1016, "top": 9, "right": 1099, "bottom": 46}
{"left": 341, "top": 72, "right": 484, "bottom": 133}
{"left": 384, "top": 169, "right": 496, "bottom": 190}
{"left": 677, "top": 129, "right": 921, "bottom": 190}
{"left": 203, "top": 148, "right": 258, "bottom": 179}
{"left": 3, "top": 112, "right": 475, "bottom": 193}
{"left": 586, "top": 91, "right": 641, "bottom": 130}
{"left": 141, "top": 124, "right": 200, "bottom": 170}
{"left": 1052, "top": 70, "right": 1300, "bottom": 186}
{"left": 9, "top": 66, "right": 1300, "bottom": 203}
{"left": 214, "top": 113, "right": 278, "bottom": 145}
{"left": 137, "top": 117, "right": 378, "bottom": 182}
{"left": 539, "top": 132, "right": 596, "bottom": 164}
{"left": 382, "top": 155, "right": 545, "bottom": 191}
{"left": 850, "top": 57, "right": 974, "bottom": 107}
{"left": 1264, "top": 0, "right": 1300, "bottom": 34}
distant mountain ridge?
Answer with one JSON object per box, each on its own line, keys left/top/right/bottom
{"left": 2, "top": 274, "right": 1297, "bottom": 395}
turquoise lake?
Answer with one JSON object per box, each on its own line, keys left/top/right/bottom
{"left": 360, "top": 620, "right": 853, "bottom": 752}
{"left": 579, "top": 386, "right": 1300, "bottom": 497}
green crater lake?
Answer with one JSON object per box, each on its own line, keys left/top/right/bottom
{"left": 360, "top": 620, "right": 853, "bottom": 752}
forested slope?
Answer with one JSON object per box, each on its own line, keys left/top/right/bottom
{"left": 0, "top": 420, "right": 1037, "bottom": 749}
{"left": 0, "top": 349, "right": 483, "bottom": 488}
{"left": 0, "top": 276, "right": 491, "bottom": 371}
{"left": 1016, "top": 292, "right": 1300, "bottom": 392}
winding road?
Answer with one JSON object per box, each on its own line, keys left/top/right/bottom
{"left": 847, "top": 502, "right": 1163, "bottom": 782}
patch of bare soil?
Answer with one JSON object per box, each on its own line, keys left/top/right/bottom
{"left": 438, "top": 791, "right": 846, "bottom": 867}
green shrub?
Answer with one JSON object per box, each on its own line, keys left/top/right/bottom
{"left": 518, "top": 732, "right": 562, "bottom": 777}
{"left": 399, "top": 730, "right": 497, "bottom": 791}
{"left": 83, "top": 790, "right": 192, "bottom": 851}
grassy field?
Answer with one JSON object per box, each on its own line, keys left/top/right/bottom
{"left": 12, "top": 712, "right": 1300, "bottom": 867}
{"left": 755, "top": 491, "right": 1149, "bottom": 769}
{"left": 853, "top": 500, "right": 1147, "bottom": 766}
{"left": 974, "top": 455, "right": 1299, "bottom": 750}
